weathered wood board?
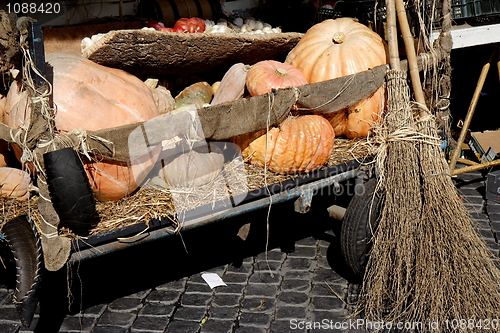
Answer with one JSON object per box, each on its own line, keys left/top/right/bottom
{"left": 82, "top": 30, "right": 304, "bottom": 75}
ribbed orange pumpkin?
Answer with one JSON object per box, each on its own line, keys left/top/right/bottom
{"left": 246, "top": 60, "right": 308, "bottom": 97}
{"left": 232, "top": 115, "right": 335, "bottom": 174}
{"left": 285, "top": 18, "right": 388, "bottom": 138}
{"left": 3, "top": 53, "right": 160, "bottom": 201}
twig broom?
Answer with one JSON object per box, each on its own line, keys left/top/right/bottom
{"left": 358, "top": 0, "right": 500, "bottom": 329}
{"left": 403, "top": 0, "right": 500, "bottom": 325}
{"left": 357, "top": 0, "right": 425, "bottom": 322}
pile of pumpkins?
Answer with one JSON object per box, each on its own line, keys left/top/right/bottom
{"left": 0, "top": 18, "right": 388, "bottom": 203}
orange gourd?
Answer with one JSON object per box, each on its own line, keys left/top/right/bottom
{"left": 285, "top": 18, "right": 388, "bottom": 138}
{"left": 0, "top": 167, "right": 32, "bottom": 201}
{"left": 246, "top": 60, "right": 308, "bottom": 97}
{"left": 232, "top": 115, "right": 335, "bottom": 174}
{"left": 3, "top": 53, "right": 160, "bottom": 201}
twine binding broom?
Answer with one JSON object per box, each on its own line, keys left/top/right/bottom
{"left": 358, "top": 0, "right": 500, "bottom": 329}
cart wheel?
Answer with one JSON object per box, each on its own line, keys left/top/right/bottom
{"left": 1, "top": 215, "right": 43, "bottom": 327}
{"left": 340, "top": 177, "right": 382, "bottom": 281}
{"left": 44, "top": 147, "right": 96, "bottom": 236}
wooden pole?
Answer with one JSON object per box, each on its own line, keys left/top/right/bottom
{"left": 457, "top": 158, "right": 478, "bottom": 166}
{"left": 448, "top": 61, "right": 491, "bottom": 172}
{"left": 452, "top": 159, "right": 500, "bottom": 176}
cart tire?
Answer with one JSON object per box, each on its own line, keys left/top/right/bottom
{"left": 340, "top": 177, "right": 382, "bottom": 281}
{"left": 2, "top": 215, "right": 43, "bottom": 327}
{"left": 44, "top": 147, "right": 96, "bottom": 236}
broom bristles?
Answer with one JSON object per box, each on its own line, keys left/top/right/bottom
{"left": 358, "top": 71, "right": 500, "bottom": 330}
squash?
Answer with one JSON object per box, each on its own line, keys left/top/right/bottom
{"left": 3, "top": 53, "right": 160, "bottom": 201}
{"left": 211, "top": 81, "right": 221, "bottom": 96}
{"left": 285, "top": 18, "right": 388, "bottom": 138}
{"left": 326, "top": 88, "right": 385, "bottom": 138}
{"left": 246, "top": 60, "right": 308, "bottom": 97}
{"left": 174, "top": 82, "right": 213, "bottom": 110}
{"left": 151, "top": 85, "right": 175, "bottom": 114}
{"left": 211, "top": 63, "right": 249, "bottom": 105}
{"left": 0, "top": 167, "right": 32, "bottom": 201}
{"left": 161, "top": 145, "right": 224, "bottom": 187}
{"left": 232, "top": 115, "right": 335, "bottom": 174}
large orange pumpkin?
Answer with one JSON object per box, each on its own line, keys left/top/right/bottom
{"left": 285, "top": 18, "right": 388, "bottom": 138}
{"left": 3, "top": 53, "right": 160, "bottom": 201}
{"left": 232, "top": 115, "right": 335, "bottom": 174}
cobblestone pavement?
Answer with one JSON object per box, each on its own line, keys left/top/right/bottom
{"left": 0, "top": 167, "right": 498, "bottom": 333}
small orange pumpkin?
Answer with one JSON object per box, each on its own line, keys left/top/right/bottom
{"left": 0, "top": 167, "right": 31, "bottom": 201}
{"left": 246, "top": 60, "right": 308, "bottom": 97}
{"left": 326, "top": 88, "right": 385, "bottom": 138}
{"left": 232, "top": 115, "right": 335, "bottom": 174}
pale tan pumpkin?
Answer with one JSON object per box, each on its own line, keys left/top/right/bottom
{"left": 285, "top": 18, "right": 388, "bottom": 138}
{"left": 161, "top": 147, "right": 225, "bottom": 187}
{"left": 0, "top": 167, "right": 31, "bottom": 201}
{"left": 232, "top": 115, "right": 335, "bottom": 174}
{"left": 3, "top": 53, "right": 160, "bottom": 201}
{"left": 246, "top": 60, "right": 308, "bottom": 97}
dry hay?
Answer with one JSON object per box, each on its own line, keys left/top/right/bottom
{"left": 0, "top": 137, "right": 374, "bottom": 238}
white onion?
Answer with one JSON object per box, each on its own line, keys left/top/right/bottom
{"left": 233, "top": 17, "right": 243, "bottom": 27}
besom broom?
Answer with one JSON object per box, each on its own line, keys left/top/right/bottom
{"left": 357, "top": 0, "right": 500, "bottom": 330}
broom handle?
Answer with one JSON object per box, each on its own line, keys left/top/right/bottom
{"left": 395, "top": 0, "right": 427, "bottom": 110}
{"left": 386, "top": 0, "right": 400, "bottom": 70}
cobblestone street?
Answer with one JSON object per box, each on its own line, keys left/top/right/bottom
{"left": 0, "top": 167, "right": 498, "bottom": 333}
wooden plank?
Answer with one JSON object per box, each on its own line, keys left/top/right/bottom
{"left": 83, "top": 30, "right": 303, "bottom": 75}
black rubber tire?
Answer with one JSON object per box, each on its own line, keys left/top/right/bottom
{"left": 2, "top": 216, "right": 43, "bottom": 327}
{"left": 44, "top": 147, "right": 96, "bottom": 236}
{"left": 340, "top": 177, "right": 382, "bottom": 281}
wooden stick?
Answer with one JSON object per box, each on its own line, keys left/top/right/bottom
{"left": 395, "top": 0, "right": 427, "bottom": 109}
{"left": 457, "top": 158, "right": 479, "bottom": 166}
{"left": 452, "top": 159, "right": 500, "bottom": 176}
{"left": 449, "top": 62, "right": 491, "bottom": 172}
{"left": 386, "top": 0, "right": 400, "bottom": 70}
